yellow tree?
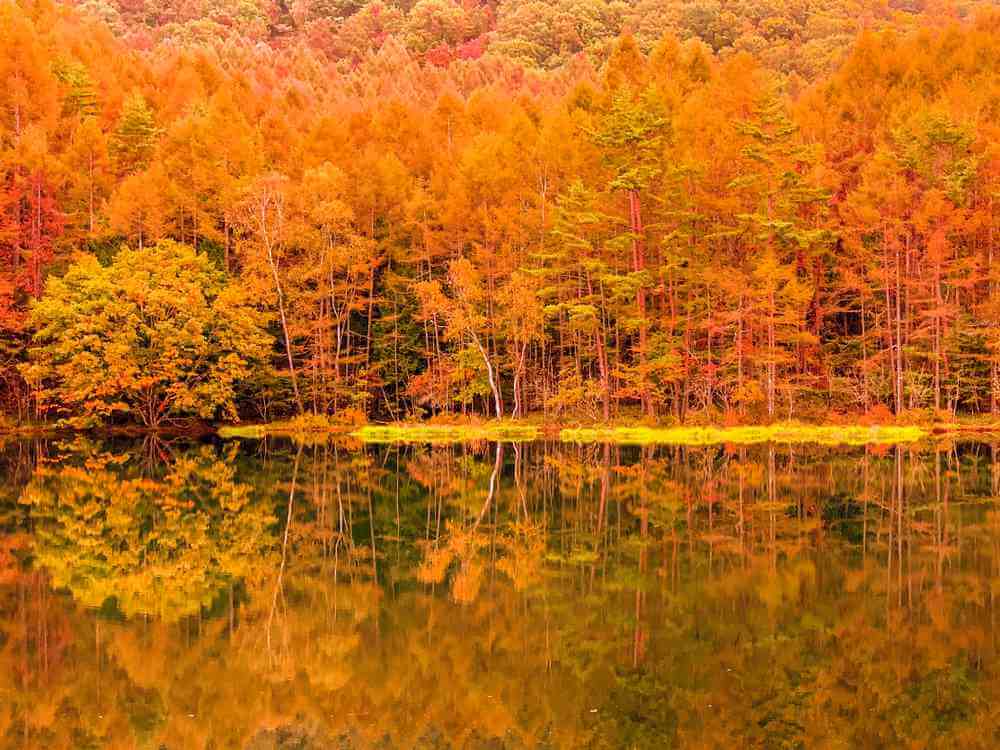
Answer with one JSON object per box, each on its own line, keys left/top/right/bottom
{"left": 23, "top": 240, "right": 271, "bottom": 426}
{"left": 415, "top": 258, "right": 504, "bottom": 418}
{"left": 236, "top": 173, "right": 305, "bottom": 415}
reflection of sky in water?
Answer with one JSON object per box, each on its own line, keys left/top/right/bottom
{"left": 1, "top": 438, "right": 999, "bottom": 748}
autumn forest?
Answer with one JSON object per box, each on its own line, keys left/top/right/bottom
{"left": 4, "top": 0, "right": 1000, "bottom": 429}
{"left": 9, "top": 2, "right": 1000, "bottom": 745}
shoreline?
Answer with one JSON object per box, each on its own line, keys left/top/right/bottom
{"left": 220, "top": 419, "right": 1000, "bottom": 446}
{"left": 4, "top": 419, "right": 1000, "bottom": 446}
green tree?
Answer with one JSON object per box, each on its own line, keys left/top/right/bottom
{"left": 592, "top": 84, "right": 670, "bottom": 417}
{"left": 415, "top": 258, "right": 504, "bottom": 418}
{"left": 22, "top": 240, "right": 272, "bottom": 426}
{"left": 729, "top": 91, "right": 830, "bottom": 417}
{"left": 109, "top": 91, "right": 160, "bottom": 175}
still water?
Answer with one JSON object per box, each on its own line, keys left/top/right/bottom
{"left": 2, "top": 436, "right": 1000, "bottom": 748}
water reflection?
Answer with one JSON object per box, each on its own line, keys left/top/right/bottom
{"left": 1, "top": 437, "right": 999, "bottom": 747}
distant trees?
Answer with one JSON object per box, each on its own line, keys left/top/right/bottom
{"left": 65, "top": 0, "right": 938, "bottom": 76}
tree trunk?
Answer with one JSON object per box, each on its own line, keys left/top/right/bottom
{"left": 767, "top": 289, "right": 776, "bottom": 420}
{"left": 512, "top": 341, "right": 528, "bottom": 418}
{"left": 629, "top": 189, "right": 653, "bottom": 418}
{"left": 934, "top": 257, "right": 942, "bottom": 412}
{"left": 473, "top": 334, "right": 502, "bottom": 419}
{"left": 266, "top": 244, "right": 303, "bottom": 415}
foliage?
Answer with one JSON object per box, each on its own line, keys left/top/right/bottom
{"left": 2, "top": 0, "right": 1000, "bottom": 426}
{"left": 22, "top": 241, "right": 271, "bottom": 426}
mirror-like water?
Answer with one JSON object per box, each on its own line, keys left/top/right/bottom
{"left": 2, "top": 437, "right": 1000, "bottom": 748}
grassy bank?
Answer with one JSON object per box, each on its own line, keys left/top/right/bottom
{"left": 559, "top": 423, "right": 930, "bottom": 446}
{"left": 352, "top": 423, "right": 542, "bottom": 444}
{"left": 217, "top": 418, "right": 542, "bottom": 443}
{"left": 217, "top": 414, "right": 354, "bottom": 440}
{"left": 220, "top": 420, "right": 932, "bottom": 446}
{"left": 6, "top": 409, "right": 998, "bottom": 445}
{"left": 209, "top": 417, "right": 1000, "bottom": 446}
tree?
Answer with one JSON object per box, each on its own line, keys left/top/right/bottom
{"left": 498, "top": 270, "right": 544, "bottom": 417}
{"left": 285, "top": 162, "right": 381, "bottom": 415}
{"left": 63, "top": 115, "right": 112, "bottom": 237}
{"left": 2, "top": 166, "right": 64, "bottom": 299}
{"left": 236, "top": 173, "right": 305, "bottom": 416}
{"left": 22, "top": 240, "right": 272, "bottom": 426}
{"left": 729, "top": 91, "right": 830, "bottom": 418}
{"left": 591, "top": 83, "right": 669, "bottom": 417}
{"left": 545, "top": 179, "right": 617, "bottom": 419}
{"left": 109, "top": 91, "right": 160, "bottom": 176}
{"left": 415, "top": 258, "right": 504, "bottom": 418}
{"left": 106, "top": 162, "right": 171, "bottom": 249}
{"left": 404, "top": 0, "right": 472, "bottom": 54}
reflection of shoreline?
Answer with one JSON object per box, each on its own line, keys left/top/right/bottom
{"left": 3, "top": 439, "right": 1000, "bottom": 749}
{"left": 8, "top": 420, "right": 1000, "bottom": 449}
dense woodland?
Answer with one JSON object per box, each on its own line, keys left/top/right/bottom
{"left": 4, "top": 0, "right": 1000, "bottom": 426}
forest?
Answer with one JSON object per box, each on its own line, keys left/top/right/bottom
{"left": 3, "top": 0, "right": 1000, "bottom": 428}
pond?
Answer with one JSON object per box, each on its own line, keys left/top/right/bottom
{"left": 1, "top": 436, "right": 999, "bottom": 748}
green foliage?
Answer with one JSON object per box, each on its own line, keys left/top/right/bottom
{"left": 52, "top": 58, "right": 99, "bottom": 118}
{"left": 109, "top": 91, "right": 160, "bottom": 175}
{"left": 892, "top": 109, "right": 978, "bottom": 205}
{"left": 371, "top": 268, "right": 424, "bottom": 417}
{"left": 593, "top": 86, "right": 669, "bottom": 192}
{"left": 22, "top": 240, "right": 272, "bottom": 426}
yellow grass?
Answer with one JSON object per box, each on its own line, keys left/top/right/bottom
{"left": 559, "top": 423, "right": 929, "bottom": 446}
{"left": 352, "top": 422, "right": 541, "bottom": 444}
{"left": 217, "top": 414, "right": 352, "bottom": 440}
{"left": 217, "top": 417, "right": 1000, "bottom": 446}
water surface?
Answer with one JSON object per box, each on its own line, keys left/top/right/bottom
{"left": 2, "top": 436, "right": 999, "bottom": 748}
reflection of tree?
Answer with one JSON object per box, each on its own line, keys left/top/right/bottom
{"left": 411, "top": 443, "right": 549, "bottom": 602}
{"left": 19, "top": 444, "right": 275, "bottom": 622}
